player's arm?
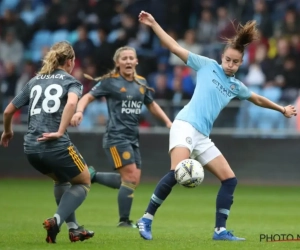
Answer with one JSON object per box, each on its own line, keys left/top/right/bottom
{"left": 38, "top": 92, "right": 79, "bottom": 141}
{"left": 70, "top": 93, "right": 95, "bottom": 127}
{"left": 3, "top": 103, "right": 17, "bottom": 133}
{"left": 71, "top": 80, "right": 109, "bottom": 127}
{"left": 76, "top": 79, "right": 109, "bottom": 113}
{"left": 58, "top": 92, "right": 79, "bottom": 135}
{"left": 247, "top": 92, "right": 297, "bottom": 118}
{"left": 1, "top": 83, "right": 30, "bottom": 147}
{"left": 139, "top": 11, "right": 189, "bottom": 63}
{"left": 38, "top": 81, "right": 82, "bottom": 141}
{"left": 76, "top": 93, "right": 96, "bottom": 113}
{"left": 0, "top": 103, "right": 17, "bottom": 147}
{"left": 146, "top": 101, "right": 172, "bottom": 128}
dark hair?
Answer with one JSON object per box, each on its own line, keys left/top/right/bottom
{"left": 224, "top": 20, "right": 259, "bottom": 54}
{"left": 84, "top": 46, "right": 155, "bottom": 92}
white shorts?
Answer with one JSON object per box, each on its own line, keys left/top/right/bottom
{"left": 169, "top": 120, "right": 221, "bottom": 166}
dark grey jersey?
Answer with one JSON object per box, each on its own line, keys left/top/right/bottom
{"left": 89, "top": 73, "right": 153, "bottom": 147}
{"left": 12, "top": 69, "right": 83, "bottom": 153}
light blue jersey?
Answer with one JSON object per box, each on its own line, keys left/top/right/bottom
{"left": 176, "top": 52, "right": 251, "bottom": 136}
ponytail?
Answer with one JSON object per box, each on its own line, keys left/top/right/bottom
{"left": 39, "top": 50, "right": 60, "bottom": 75}
{"left": 38, "top": 41, "right": 75, "bottom": 75}
{"left": 224, "top": 20, "right": 259, "bottom": 54}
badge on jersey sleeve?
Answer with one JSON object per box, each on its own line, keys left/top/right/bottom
{"left": 139, "top": 87, "right": 145, "bottom": 95}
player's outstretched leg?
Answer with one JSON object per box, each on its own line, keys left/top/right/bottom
{"left": 137, "top": 170, "right": 177, "bottom": 240}
{"left": 89, "top": 166, "right": 121, "bottom": 189}
{"left": 43, "top": 184, "right": 90, "bottom": 243}
{"left": 54, "top": 182, "right": 94, "bottom": 242}
{"left": 212, "top": 177, "right": 245, "bottom": 241}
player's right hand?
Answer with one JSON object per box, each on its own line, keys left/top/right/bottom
{"left": 283, "top": 105, "right": 297, "bottom": 118}
{"left": 0, "top": 131, "right": 13, "bottom": 147}
{"left": 70, "top": 112, "right": 83, "bottom": 127}
{"left": 138, "top": 11, "right": 155, "bottom": 27}
{"left": 37, "top": 132, "right": 63, "bottom": 141}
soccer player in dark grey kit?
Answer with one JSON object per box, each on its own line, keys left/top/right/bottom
{"left": 0, "top": 41, "right": 94, "bottom": 243}
{"left": 71, "top": 46, "right": 172, "bottom": 228}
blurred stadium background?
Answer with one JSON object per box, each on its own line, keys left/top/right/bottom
{"left": 0, "top": 0, "right": 300, "bottom": 183}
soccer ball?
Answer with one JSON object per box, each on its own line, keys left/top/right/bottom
{"left": 174, "top": 159, "right": 204, "bottom": 188}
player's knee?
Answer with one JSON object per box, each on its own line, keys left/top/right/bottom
{"left": 222, "top": 177, "right": 237, "bottom": 187}
{"left": 70, "top": 172, "right": 91, "bottom": 186}
{"left": 81, "top": 167, "right": 92, "bottom": 185}
{"left": 121, "top": 180, "right": 137, "bottom": 191}
{"left": 121, "top": 173, "right": 140, "bottom": 186}
{"left": 79, "top": 184, "right": 91, "bottom": 194}
{"left": 80, "top": 176, "right": 91, "bottom": 186}
{"left": 120, "top": 166, "right": 140, "bottom": 185}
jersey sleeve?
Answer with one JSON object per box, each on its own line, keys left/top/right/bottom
{"left": 186, "top": 52, "right": 215, "bottom": 71}
{"left": 237, "top": 82, "right": 252, "bottom": 100}
{"left": 68, "top": 81, "right": 83, "bottom": 98}
{"left": 11, "top": 81, "right": 30, "bottom": 109}
{"left": 139, "top": 78, "right": 153, "bottom": 105}
{"left": 89, "top": 78, "right": 110, "bottom": 99}
{"left": 144, "top": 88, "right": 154, "bottom": 105}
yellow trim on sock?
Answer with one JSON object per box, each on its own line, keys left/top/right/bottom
{"left": 121, "top": 181, "right": 136, "bottom": 190}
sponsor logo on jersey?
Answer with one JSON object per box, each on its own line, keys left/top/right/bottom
{"left": 121, "top": 100, "right": 143, "bottom": 114}
{"left": 212, "top": 79, "right": 232, "bottom": 97}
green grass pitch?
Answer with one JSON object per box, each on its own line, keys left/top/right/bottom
{"left": 0, "top": 179, "right": 299, "bottom": 250}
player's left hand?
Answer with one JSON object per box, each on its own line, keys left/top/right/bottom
{"left": 283, "top": 105, "right": 297, "bottom": 118}
{"left": 0, "top": 131, "right": 14, "bottom": 147}
{"left": 70, "top": 112, "right": 83, "bottom": 127}
{"left": 138, "top": 11, "right": 155, "bottom": 27}
{"left": 37, "top": 132, "right": 63, "bottom": 141}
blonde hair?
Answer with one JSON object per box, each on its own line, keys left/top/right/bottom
{"left": 84, "top": 46, "right": 155, "bottom": 92}
{"left": 38, "top": 41, "right": 75, "bottom": 75}
{"left": 224, "top": 20, "right": 259, "bottom": 54}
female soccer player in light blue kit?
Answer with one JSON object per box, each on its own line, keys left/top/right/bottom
{"left": 137, "top": 11, "right": 297, "bottom": 241}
